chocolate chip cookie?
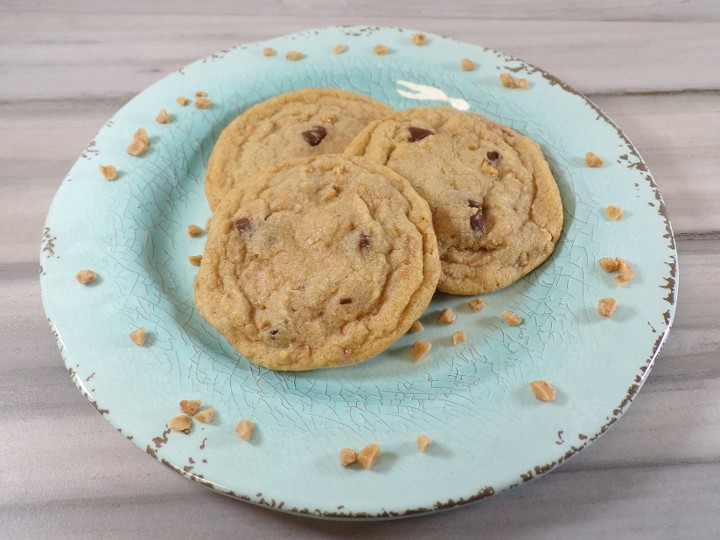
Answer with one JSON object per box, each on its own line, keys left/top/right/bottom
{"left": 204, "top": 88, "right": 394, "bottom": 210}
{"left": 344, "top": 106, "right": 563, "bottom": 294}
{"left": 194, "top": 155, "right": 441, "bottom": 371}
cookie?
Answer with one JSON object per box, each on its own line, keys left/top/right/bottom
{"left": 194, "top": 155, "right": 441, "bottom": 371}
{"left": 204, "top": 88, "right": 394, "bottom": 210}
{"left": 344, "top": 106, "right": 563, "bottom": 294}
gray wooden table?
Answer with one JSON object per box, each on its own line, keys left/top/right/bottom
{"left": 2, "top": 1, "right": 719, "bottom": 538}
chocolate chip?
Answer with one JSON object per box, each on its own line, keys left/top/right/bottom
{"left": 408, "top": 126, "right": 433, "bottom": 142}
{"left": 302, "top": 126, "right": 327, "bottom": 146}
{"left": 470, "top": 212, "right": 484, "bottom": 233}
{"left": 234, "top": 218, "right": 252, "bottom": 235}
{"left": 267, "top": 327, "right": 279, "bottom": 340}
{"left": 486, "top": 151, "right": 499, "bottom": 161}
{"left": 339, "top": 298, "right": 352, "bottom": 305}
{"left": 358, "top": 233, "right": 371, "bottom": 250}
{"left": 468, "top": 200, "right": 485, "bottom": 234}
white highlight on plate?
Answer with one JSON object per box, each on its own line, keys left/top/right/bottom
{"left": 395, "top": 80, "right": 470, "bottom": 111}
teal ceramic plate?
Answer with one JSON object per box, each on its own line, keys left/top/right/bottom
{"left": 40, "top": 26, "right": 678, "bottom": 519}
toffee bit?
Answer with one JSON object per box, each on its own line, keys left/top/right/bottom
{"left": 170, "top": 415, "right": 192, "bottom": 432}
{"left": 235, "top": 419, "right": 255, "bottom": 441}
{"left": 585, "top": 152, "right": 604, "bottom": 167}
{"left": 193, "top": 408, "right": 215, "bottom": 423}
{"left": 187, "top": 224, "right": 203, "bottom": 237}
{"left": 188, "top": 255, "right": 203, "bottom": 266}
{"left": 481, "top": 161, "right": 498, "bottom": 175}
{"left": 76, "top": 269, "right": 97, "bottom": 284}
{"left": 530, "top": 380, "right": 556, "bottom": 401}
{"left": 99, "top": 164, "right": 118, "bottom": 181}
{"left": 502, "top": 310, "right": 523, "bottom": 326}
{"left": 437, "top": 307, "right": 456, "bottom": 325}
{"left": 176, "top": 96, "right": 189, "bottom": 106}
{"left": 615, "top": 258, "right": 636, "bottom": 286}
{"left": 262, "top": 47, "right": 276, "bottom": 57}
{"left": 500, "top": 73, "right": 517, "bottom": 88}
{"left": 412, "top": 33, "right": 427, "bottom": 45}
{"left": 129, "top": 327, "right": 146, "bottom": 345}
{"left": 320, "top": 185, "right": 339, "bottom": 201}
{"left": 372, "top": 44, "right": 389, "bottom": 55}
{"left": 411, "top": 339, "right": 432, "bottom": 361}
{"left": 126, "top": 138, "right": 148, "bottom": 157}
{"left": 500, "top": 73, "right": 528, "bottom": 89}
{"left": 286, "top": 51, "right": 304, "bottom": 61}
{"left": 417, "top": 434, "right": 432, "bottom": 452}
{"left": 195, "top": 97, "right": 212, "bottom": 109}
{"left": 133, "top": 128, "right": 149, "bottom": 144}
{"left": 606, "top": 205, "right": 623, "bottom": 220}
{"left": 339, "top": 447, "right": 357, "bottom": 467}
{"left": 357, "top": 443, "right": 381, "bottom": 469}
{"left": 597, "top": 297, "right": 618, "bottom": 318}
{"left": 333, "top": 43, "right": 347, "bottom": 55}
{"left": 257, "top": 320, "right": 270, "bottom": 330}
{"left": 468, "top": 297, "right": 486, "bottom": 312}
{"left": 179, "top": 399, "right": 202, "bottom": 415}
{"left": 452, "top": 330, "right": 467, "bottom": 345}
{"left": 599, "top": 257, "right": 620, "bottom": 272}
{"left": 460, "top": 58, "right": 475, "bottom": 71}
{"left": 156, "top": 109, "right": 171, "bottom": 124}
{"left": 195, "top": 91, "right": 207, "bottom": 97}
{"left": 599, "top": 257, "right": 635, "bottom": 285}
{"left": 409, "top": 320, "right": 424, "bottom": 333}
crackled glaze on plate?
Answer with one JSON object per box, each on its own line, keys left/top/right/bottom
{"left": 40, "top": 26, "right": 678, "bottom": 519}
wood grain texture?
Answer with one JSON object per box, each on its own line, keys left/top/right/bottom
{"left": 2, "top": 0, "right": 719, "bottom": 22}
{"left": 1, "top": 1, "right": 718, "bottom": 538}
{"left": 0, "top": 14, "right": 719, "bottom": 102}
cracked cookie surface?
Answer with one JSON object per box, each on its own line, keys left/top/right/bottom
{"left": 195, "top": 155, "right": 440, "bottom": 371}
{"left": 344, "top": 106, "right": 563, "bottom": 294}
{"left": 204, "top": 88, "right": 394, "bottom": 210}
